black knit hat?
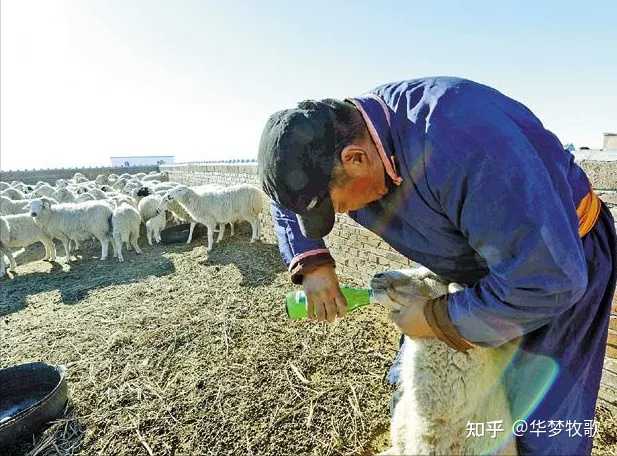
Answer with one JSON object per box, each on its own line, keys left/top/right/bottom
{"left": 258, "top": 99, "right": 349, "bottom": 239}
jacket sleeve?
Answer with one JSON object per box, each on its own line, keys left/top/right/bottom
{"left": 428, "top": 125, "right": 589, "bottom": 347}
{"left": 270, "top": 201, "right": 335, "bottom": 284}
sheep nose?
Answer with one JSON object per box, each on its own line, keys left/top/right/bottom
{"left": 31, "top": 212, "right": 37, "bottom": 217}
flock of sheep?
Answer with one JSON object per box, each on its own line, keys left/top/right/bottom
{"left": 0, "top": 171, "right": 265, "bottom": 277}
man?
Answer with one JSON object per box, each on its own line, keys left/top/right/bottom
{"left": 257, "top": 77, "right": 615, "bottom": 455}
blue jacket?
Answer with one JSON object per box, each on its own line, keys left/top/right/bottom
{"left": 271, "top": 77, "right": 615, "bottom": 455}
{"left": 273, "top": 77, "right": 592, "bottom": 346}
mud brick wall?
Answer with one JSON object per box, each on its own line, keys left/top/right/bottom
{"left": 0, "top": 165, "right": 159, "bottom": 185}
{"left": 161, "top": 162, "right": 617, "bottom": 408}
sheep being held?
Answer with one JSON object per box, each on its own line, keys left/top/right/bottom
{"left": 370, "top": 267, "right": 518, "bottom": 456}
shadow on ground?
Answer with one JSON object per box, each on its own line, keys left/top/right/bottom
{"left": 200, "top": 223, "right": 286, "bottom": 287}
{"left": 0, "top": 240, "right": 175, "bottom": 317}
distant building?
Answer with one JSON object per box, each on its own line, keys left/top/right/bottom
{"left": 574, "top": 133, "right": 617, "bottom": 161}
{"left": 110, "top": 155, "right": 175, "bottom": 167}
{"left": 604, "top": 133, "right": 617, "bottom": 151}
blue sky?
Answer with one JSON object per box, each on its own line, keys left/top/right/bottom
{"left": 1, "top": 0, "right": 616, "bottom": 170}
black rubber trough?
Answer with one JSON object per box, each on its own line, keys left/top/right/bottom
{"left": 0, "top": 362, "right": 68, "bottom": 447}
{"left": 160, "top": 223, "right": 192, "bottom": 244}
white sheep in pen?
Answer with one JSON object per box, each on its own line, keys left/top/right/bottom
{"left": 1, "top": 196, "right": 58, "bottom": 216}
{"left": 30, "top": 198, "right": 114, "bottom": 262}
{"left": 1, "top": 188, "right": 26, "bottom": 200}
{"left": 371, "top": 267, "right": 518, "bottom": 456}
{"left": 111, "top": 202, "right": 142, "bottom": 262}
{"left": 155, "top": 184, "right": 226, "bottom": 244}
{"left": 145, "top": 211, "right": 166, "bottom": 245}
{"left": 53, "top": 187, "right": 77, "bottom": 203}
{"left": 162, "top": 184, "right": 263, "bottom": 251}
{"left": 138, "top": 194, "right": 163, "bottom": 223}
{"left": 0, "top": 214, "right": 57, "bottom": 272}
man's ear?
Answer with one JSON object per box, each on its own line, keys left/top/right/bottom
{"left": 340, "top": 145, "right": 367, "bottom": 166}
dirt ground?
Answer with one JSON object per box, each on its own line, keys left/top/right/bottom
{"left": 1, "top": 229, "right": 615, "bottom": 455}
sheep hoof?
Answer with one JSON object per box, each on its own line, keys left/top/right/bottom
{"left": 135, "top": 249, "right": 142, "bottom": 254}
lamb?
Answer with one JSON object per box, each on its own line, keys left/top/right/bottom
{"left": 137, "top": 194, "right": 162, "bottom": 223}
{"left": 111, "top": 202, "right": 142, "bottom": 262}
{"left": 95, "top": 174, "right": 108, "bottom": 185}
{"left": 145, "top": 211, "right": 166, "bottom": 245}
{"left": 370, "top": 267, "right": 518, "bottom": 456}
{"left": 162, "top": 184, "right": 263, "bottom": 251}
{"left": 30, "top": 198, "right": 114, "bottom": 262}
{"left": 0, "top": 214, "right": 57, "bottom": 271}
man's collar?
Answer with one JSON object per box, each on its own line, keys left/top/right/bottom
{"left": 347, "top": 95, "right": 403, "bottom": 186}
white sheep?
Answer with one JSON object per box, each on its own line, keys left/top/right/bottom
{"left": 1, "top": 188, "right": 26, "bottom": 200}
{"left": 111, "top": 202, "right": 142, "bottom": 262}
{"left": 0, "top": 213, "right": 57, "bottom": 270}
{"left": 145, "top": 211, "right": 166, "bottom": 245}
{"left": 53, "top": 187, "right": 77, "bottom": 203}
{"left": 371, "top": 267, "right": 518, "bottom": 456}
{"left": 138, "top": 194, "right": 162, "bottom": 223}
{"left": 32, "top": 184, "right": 57, "bottom": 199}
{"left": 95, "top": 174, "right": 108, "bottom": 186}
{"left": 162, "top": 184, "right": 263, "bottom": 251}
{"left": 142, "top": 172, "right": 168, "bottom": 182}
{"left": 30, "top": 198, "right": 114, "bottom": 262}
{"left": 1, "top": 196, "right": 58, "bottom": 216}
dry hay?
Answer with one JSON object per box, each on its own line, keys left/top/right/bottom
{"left": 1, "top": 234, "right": 397, "bottom": 455}
{"left": 1, "top": 231, "right": 615, "bottom": 455}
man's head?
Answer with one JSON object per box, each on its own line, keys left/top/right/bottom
{"left": 258, "top": 98, "right": 387, "bottom": 239}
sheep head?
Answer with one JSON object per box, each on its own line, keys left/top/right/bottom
{"left": 30, "top": 198, "right": 53, "bottom": 218}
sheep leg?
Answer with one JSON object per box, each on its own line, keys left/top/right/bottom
{"left": 42, "top": 238, "right": 56, "bottom": 262}
{"left": 186, "top": 222, "right": 196, "bottom": 244}
{"left": 147, "top": 227, "right": 153, "bottom": 246}
{"left": 230, "top": 222, "right": 234, "bottom": 236}
{"left": 61, "top": 237, "right": 72, "bottom": 262}
{"left": 206, "top": 224, "right": 214, "bottom": 251}
{"left": 1, "top": 247, "right": 16, "bottom": 271}
{"left": 0, "top": 254, "right": 5, "bottom": 277}
{"left": 114, "top": 235, "right": 124, "bottom": 262}
{"left": 100, "top": 237, "right": 109, "bottom": 260}
{"left": 131, "top": 230, "right": 142, "bottom": 254}
{"left": 249, "top": 219, "right": 258, "bottom": 243}
{"left": 216, "top": 223, "right": 225, "bottom": 243}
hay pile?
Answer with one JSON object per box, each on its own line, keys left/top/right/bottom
{"left": 1, "top": 236, "right": 397, "bottom": 455}
{"left": 1, "top": 233, "right": 615, "bottom": 455}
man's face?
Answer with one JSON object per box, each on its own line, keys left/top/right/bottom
{"left": 329, "top": 137, "right": 389, "bottom": 213}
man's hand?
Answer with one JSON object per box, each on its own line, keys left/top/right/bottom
{"left": 302, "top": 264, "right": 347, "bottom": 322}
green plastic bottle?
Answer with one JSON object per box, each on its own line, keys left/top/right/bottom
{"left": 285, "top": 286, "right": 374, "bottom": 320}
